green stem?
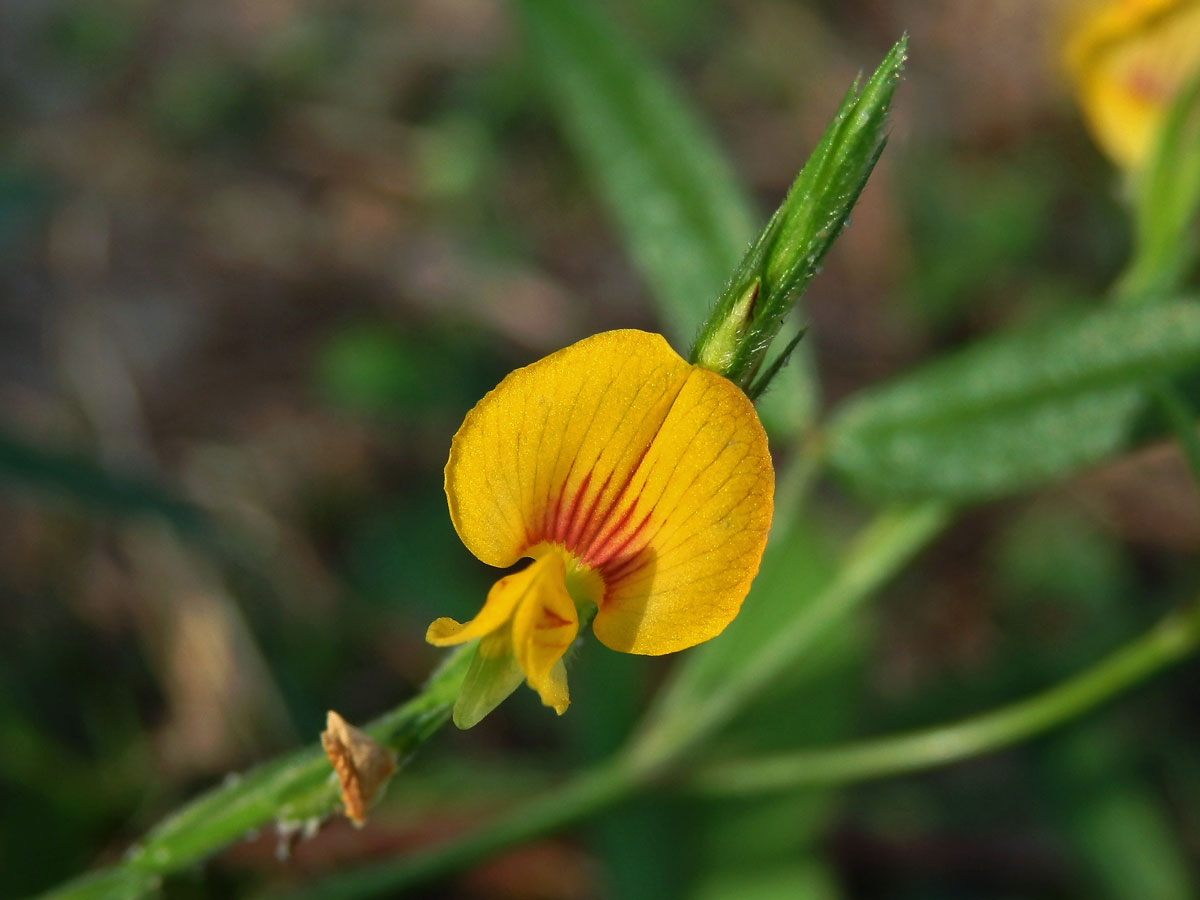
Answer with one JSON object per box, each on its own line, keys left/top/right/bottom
{"left": 34, "top": 646, "right": 473, "bottom": 900}
{"left": 271, "top": 760, "right": 646, "bottom": 900}
{"left": 267, "top": 504, "right": 948, "bottom": 900}
{"left": 689, "top": 602, "right": 1200, "bottom": 795}
{"left": 278, "top": 557, "right": 1200, "bottom": 900}
{"left": 629, "top": 502, "right": 951, "bottom": 767}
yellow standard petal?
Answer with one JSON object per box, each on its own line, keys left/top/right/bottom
{"left": 445, "top": 330, "right": 696, "bottom": 570}
{"left": 1064, "top": 0, "right": 1200, "bottom": 169}
{"left": 440, "top": 329, "right": 773, "bottom": 673}
{"left": 586, "top": 365, "right": 775, "bottom": 655}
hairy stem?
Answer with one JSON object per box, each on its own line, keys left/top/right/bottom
{"left": 274, "top": 504, "right": 950, "bottom": 900}
{"left": 274, "top": 589, "right": 1200, "bottom": 900}
{"left": 34, "top": 646, "right": 473, "bottom": 900}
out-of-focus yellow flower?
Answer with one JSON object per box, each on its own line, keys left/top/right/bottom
{"left": 1065, "top": 0, "right": 1200, "bottom": 169}
{"left": 427, "top": 330, "right": 774, "bottom": 724}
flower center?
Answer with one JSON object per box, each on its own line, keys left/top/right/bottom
{"left": 527, "top": 541, "right": 605, "bottom": 624}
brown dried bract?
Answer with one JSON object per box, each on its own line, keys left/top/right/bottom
{"left": 320, "top": 710, "right": 397, "bottom": 827}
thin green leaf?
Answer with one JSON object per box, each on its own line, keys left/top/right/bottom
{"left": 748, "top": 329, "right": 807, "bottom": 401}
{"left": 829, "top": 301, "right": 1200, "bottom": 501}
{"left": 0, "top": 429, "right": 210, "bottom": 537}
{"left": 34, "top": 647, "right": 474, "bottom": 900}
{"left": 515, "top": 0, "right": 751, "bottom": 337}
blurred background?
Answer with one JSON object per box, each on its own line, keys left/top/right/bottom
{"left": 2, "top": 0, "right": 1198, "bottom": 897}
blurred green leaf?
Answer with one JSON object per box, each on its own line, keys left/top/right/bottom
{"left": 829, "top": 300, "right": 1200, "bottom": 501}
{"left": 991, "top": 505, "right": 1132, "bottom": 617}
{"left": 1044, "top": 726, "right": 1196, "bottom": 900}
{"left": 691, "top": 861, "right": 841, "bottom": 900}
{"left": 514, "top": 0, "right": 813, "bottom": 432}
{"left": 515, "top": 0, "right": 752, "bottom": 337}
{"left": 904, "top": 153, "right": 1050, "bottom": 328}
{"left": 317, "top": 326, "right": 441, "bottom": 418}
{"left": 1076, "top": 785, "right": 1196, "bottom": 900}
{"left": 0, "top": 429, "right": 209, "bottom": 537}
{"left": 315, "top": 323, "right": 501, "bottom": 426}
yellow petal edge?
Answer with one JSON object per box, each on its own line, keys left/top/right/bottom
{"left": 440, "top": 329, "right": 774, "bottom": 669}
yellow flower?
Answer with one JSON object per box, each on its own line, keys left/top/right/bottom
{"left": 426, "top": 330, "right": 774, "bottom": 726}
{"left": 1064, "top": 0, "right": 1200, "bottom": 169}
